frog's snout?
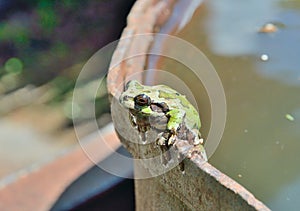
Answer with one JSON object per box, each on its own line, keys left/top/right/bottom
{"left": 119, "top": 94, "right": 134, "bottom": 109}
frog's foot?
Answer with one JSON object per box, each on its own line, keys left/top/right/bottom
{"left": 129, "top": 113, "right": 137, "bottom": 127}
{"left": 164, "top": 128, "right": 177, "bottom": 147}
{"left": 156, "top": 133, "right": 166, "bottom": 146}
{"left": 167, "top": 134, "right": 176, "bottom": 146}
{"left": 193, "top": 137, "right": 204, "bottom": 146}
{"left": 156, "top": 131, "right": 178, "bottom": 166}
{"left": 156, "top": 131, "right": 170, "bottom": 146}
{"left": 187, "top": 145, "right": 208, "bottom": 161}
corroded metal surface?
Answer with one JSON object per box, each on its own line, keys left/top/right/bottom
{"left": 107, "top": 0, "right": 271, "bottom": 210}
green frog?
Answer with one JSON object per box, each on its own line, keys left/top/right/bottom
{"left": 119, "top": 80, "right": 207, "bottom": 168}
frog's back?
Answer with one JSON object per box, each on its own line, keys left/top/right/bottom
{"left": 152, "top": 84, "right": 201, "bottom": 130}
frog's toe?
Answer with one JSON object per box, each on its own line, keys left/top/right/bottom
{"left": 187, "top": 145, "right": 208, "bottom": 161}
{"left": 193, "top": 137, "right": 204, "bottom": 146}
{"left": 167, "top": 134, "right": 176, "bottom": 146}
{"left": 156, "top": 133, "right": 167, "bottom": 146}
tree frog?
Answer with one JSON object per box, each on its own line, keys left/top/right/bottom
{"left": 119, "top": 80, "right": 207, "bottom": 165}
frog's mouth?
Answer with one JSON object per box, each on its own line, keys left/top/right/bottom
{"left": 150, "top": 102, "right": 169, "bottom": 113}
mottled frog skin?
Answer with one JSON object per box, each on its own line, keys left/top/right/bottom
{"left": 119, "top": 80, "right": 207, "bottom": 164}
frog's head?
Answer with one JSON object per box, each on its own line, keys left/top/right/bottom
{"left": 120, "top": 93, "right": 153, "bottom": 115}
{"left": 119, "top": 80, "right": 153, "bottom": 115}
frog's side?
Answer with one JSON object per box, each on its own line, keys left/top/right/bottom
{"left": 119, "top": 80, "right": 207, "bottom": 163}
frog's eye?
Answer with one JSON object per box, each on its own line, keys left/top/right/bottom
{"left": 134, "top": 94, "right": 151, "bottom": 107}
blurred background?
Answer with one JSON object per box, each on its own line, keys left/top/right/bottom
{"left": 0, "top": 0, "right": 135, "bottom": 182}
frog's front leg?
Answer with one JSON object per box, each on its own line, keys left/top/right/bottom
{"left": 156, "top": 109, "right": 185, "bottom": 147}
{"left": 166, "top": 109, "right": 186, "bottom": 146}
{"left": 128, "top": 112, "right": 137, "bottom": 127}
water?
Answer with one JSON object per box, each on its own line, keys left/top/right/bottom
{"left": 156, "top": 0, "right": 300, "bottom": 210}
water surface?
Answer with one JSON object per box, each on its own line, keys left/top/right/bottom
{"left": 156, "top": 0, "right": 300, "bottom": 209}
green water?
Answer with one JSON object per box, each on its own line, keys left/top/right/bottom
{"left": 156, "top": 0, "right": 300, "bottom": 210}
